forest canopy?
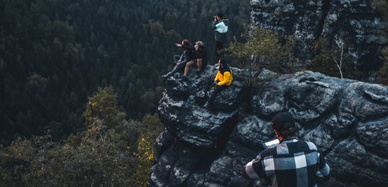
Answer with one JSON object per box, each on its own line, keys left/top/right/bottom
{"left": 0, "top": 0, "right": 250, "bottom": 143}
{"left": 0, "top": 87, "right": 164, "bottom": 186}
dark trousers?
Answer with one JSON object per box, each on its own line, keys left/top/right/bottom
{"left": 173, "top": 55, "right": 181, "bottom": 64}
{"left": 167, "top": 55, "right": 187, "bottom": 75}
{"left": 215, "top": 41, "right": 224, "bottom": 60}
{"left": 205, "top": 80, "right": 228, "bottom": 104}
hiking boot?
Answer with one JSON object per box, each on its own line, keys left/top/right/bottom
{"left": 182, "top": 75, "right": 189, "bottom": 81}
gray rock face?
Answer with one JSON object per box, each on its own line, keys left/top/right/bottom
{"left": 158, "top": 66, "right": 245, "bottom": 148}
{"left": 251, "top": 0, "right": 387, "bottom": 71}
{"left": 151, "top": 68, "right": 388, "bottom": 187}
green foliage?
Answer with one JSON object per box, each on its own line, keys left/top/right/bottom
{"left": 83, "top": 87, "right": 126, "bottom": 128}
{"left": 130, "top": 114, "right": 164, "bottom": 186}
{"left": 0, "top": 128, "right": 137, "bottom": 186}
{"left": 373, "top": 0, "right": 388, "bottom": 84}
{"left": 0, "top": 90, "right": 164, "bottom": 186}
{"left": 228, "top": 25, "right": 299, "bottom": 74}
{"left": 306, "top": 53, "right": 336, "bottom": 76}
{"left": 373, "top": 0, "right": 388, "bottom": 27}
{"left": 0, "top": 0, "right": 250, "bottom": 142}
{"left": 378, "top": 48, "right": 388, "bottom": 84}
{"left": 307, "top": 38, "right": 362, "bottom": 80}
{"left": 26, "top": 73, "right": 49, "bottom": 93}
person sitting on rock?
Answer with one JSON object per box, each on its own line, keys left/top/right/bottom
{"left": 242, "top": 112, "right": 331, "bottom": 187}
{"left": 203, "top": 59, "right": 233, "bottom": 108}
{"left": 184, "top": 41, "right": 208, "bottom": 77}
{"left": 162, "top": 39, "right": 195, "bottom": 79}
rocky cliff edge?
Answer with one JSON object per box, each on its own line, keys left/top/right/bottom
{"left": 151, "top": 66, "right": 388, "bottom": 187}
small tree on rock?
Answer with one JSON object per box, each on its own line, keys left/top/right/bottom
{"left": 228, "top": 25, "right": 299, "bottom": 74}
{"left": 307, "top": 37, "right": 362, "bottom": 80}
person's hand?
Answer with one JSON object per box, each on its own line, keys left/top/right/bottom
{"left": 316, "top": 174, "right": 330, "bottom": 184}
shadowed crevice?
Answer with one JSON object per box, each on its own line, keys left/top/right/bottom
{"left": 316, "top": 0, "right": 331, "bottom": 39}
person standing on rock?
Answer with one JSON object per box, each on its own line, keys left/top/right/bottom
{"left": 212, "top": 12, "right": 228, "bottom": 60}
{"left": 242, "top": 112, "right": 330, "bottom": 187}
{"left": 203, "top": 59, "right": 233, "bottom": 108}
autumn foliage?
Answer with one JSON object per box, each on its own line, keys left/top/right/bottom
{"left": 0, "top": 87, "right": 163, "bottom": 186}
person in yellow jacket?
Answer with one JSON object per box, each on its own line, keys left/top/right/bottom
{"left": 203, "top": 59, "right": 233, "bottom": 108}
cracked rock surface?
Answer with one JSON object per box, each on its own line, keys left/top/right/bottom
{"left": 151, "top": 67, "right": 388, "bottom": 187}
{"left": 251, "top": 0, "right": 387, "bottom": 71}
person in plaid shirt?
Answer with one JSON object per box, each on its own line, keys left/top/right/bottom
{"left": 242, "top": 112, "right": 330, "bottom": 187}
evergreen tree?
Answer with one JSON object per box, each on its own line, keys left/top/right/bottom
{"left": 0, "top": 0, "right": 250, "bottom": 143}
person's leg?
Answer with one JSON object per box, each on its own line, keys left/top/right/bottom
{"left": 215, "top": 41, "right": 224, "bottom": 60}
{"left": 173, "top": 55, "right": 181, "bottom": 64}
{"left": 201, "top": 58, "right": 207, "bottom": 71}
{"left": 208, "top": 85, "right": 226, "bottom": 103}
{"left": 163, "top": 58, "right": 187, "bottom": 77}
{"left": 196, "top": 59, "right": 203, "bottom": 76}
{"left": 204, "top": 79, "right": 215, "bottom": 92}
{"left": 204, "top": 85, "right": 227, "bottom": 108}
{"left": 184, "top": 60, "right": 195, "bottom": 76}
{"left": 162, "top": 65, "right": 178, "bottom": 78}
{"left": 177, "top": 61, "right": 187, "bottom": 74}
{"left": 164, "top": 55, "right": 185, "bottom": 78}
{"left": 196, "top": 59, "right": 202, "bottom": 71}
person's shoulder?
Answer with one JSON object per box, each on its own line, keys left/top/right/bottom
{"left": 259, "top": 146, "right": 277, "bottom": 158}
{"left": 225, "top": 66, "right": 232, "bottom": 72}
{"left": 301, "top": 140, "right": 318, "bottom": 151}
{"left": 183, "top": 44, "right": 194, "bottom": 49}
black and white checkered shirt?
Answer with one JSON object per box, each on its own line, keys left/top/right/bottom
{"left": 242, "top": 138, "right": 330, "bottom": 187}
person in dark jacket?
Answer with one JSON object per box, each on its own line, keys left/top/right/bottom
{"left": 203, "top": 59, "right": 233, "bottom": 108}
{"left": 162, "top": 39, "right": 195, "bottom": 78}
{"left": 212, "top": 12, "right": 229, "bottom": 60}
{"left": 242, "top": 112, "right": 330, "bottom": 187}
{"left": 184, "top": 40, "right": 208, "bottom": 77}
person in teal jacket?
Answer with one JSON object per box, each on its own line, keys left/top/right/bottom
{"left": 212, "top": 12, "right": 229, "bottom": 60}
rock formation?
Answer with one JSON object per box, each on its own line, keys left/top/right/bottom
{"left": 251, "top": 0, "right": 387, "bottom": 71}
{"left": 150, "top": 66, "right": 388, "bottom": 187}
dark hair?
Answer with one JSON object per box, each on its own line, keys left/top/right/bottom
{"left": 272, "top": 112, "right": 298, "bottom": 138}
{"left": 277, "top": 124, "right": 297, "bottom": 138}
{"left": 181, "top": 39, "right": 190, "bottom": 45}
{"left": 216, "top": 12, "right": 223, "bottom": 18}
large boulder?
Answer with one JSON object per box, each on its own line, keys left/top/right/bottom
{"left": 151, "top": 67, "right": 388, "bottom": 187}
{"left": 251, "top": 0, "right": 386, "bottom": 71}
{"left": 158, "top": 66, "right": 245, "bottom": 148}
